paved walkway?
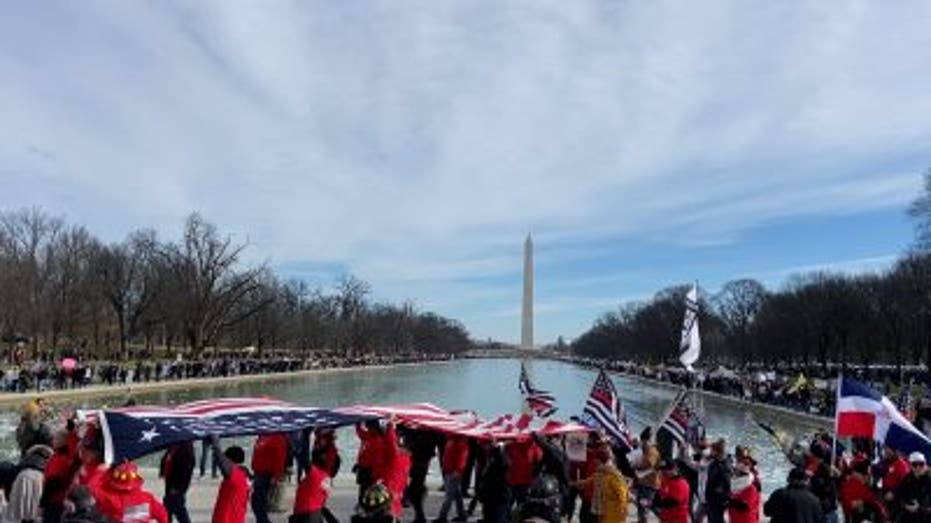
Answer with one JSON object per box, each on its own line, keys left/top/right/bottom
{"left": 152, "top": 472, "right": 737, "bottom": 523}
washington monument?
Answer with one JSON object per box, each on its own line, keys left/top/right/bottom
{"left": 521, "top": 234, "right": 534, "bottom": 349}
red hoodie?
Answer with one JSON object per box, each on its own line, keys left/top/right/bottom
{"left": 882, "top": 456, "right": 909, "bottom": 493}
{"left": 385, "top": 450, "right": 412, "bottom": 517}
{"left": 213, "top": 465, "right": 251, "bottom": 523}
{"left": 96, "top": 485, "right": 169, "bottom": 523}
{"left": 356, "top": 425, "right": 387, "bottom": 475}
{"left": 727, "top": 479, "right": 760, "bottom": 523}
{"left": 442, "top": 438, "right": 470, "bottom": 476}
{"left": 657, "top": 475, "right": 690, "bottom": 523}
{"left": 44, "top": 450, "right": 77, "bottom": 507}
{"left": 506, "top": 439, "right": 543, "bottom": 487}
{"left": 839, "top": 476, "right": 888, "bottom": 523}
{"left": 294, "top": 465, "right": 331, "bottom": 514}
{"left": 252, "top": 434, "right": 290, "bottom": 477}
{"left": 374, "top": 424, "right": 398, "bottom": 483}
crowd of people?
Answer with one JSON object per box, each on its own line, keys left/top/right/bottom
{"left": 555, "top": 354, "right": 931, "bottom": 424}
{"left": 2, "top": 394, "right": 931, "bottom": 523}
{"left": 0, "top": 352, "right": 453, "bottom": 393}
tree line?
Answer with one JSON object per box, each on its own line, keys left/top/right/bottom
{"left": 0, "top": 208, "right": 472, "bottom": 360}
{"left": 573, "top": 169, "right": 931, "bottom": 368}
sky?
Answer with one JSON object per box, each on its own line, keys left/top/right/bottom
{"left": 2, "top": 1, "right": 931, "bottom": 344}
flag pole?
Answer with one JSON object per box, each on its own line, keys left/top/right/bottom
{"left": 831, "top": 371, "right": 842, "bottom": 467}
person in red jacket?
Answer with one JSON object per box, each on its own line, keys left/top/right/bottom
{"left": 210, "top": 436, "right": 251, "bottom": 523}
{"left": 839, "top": 460, "right": 888, "bottom": 523}
{"left": 506, "top": 437, "right": 543, "bottom": 509}
{"left": 380, "top": 421, "right": 410, "bottom": 519}
{"left": 75, "top": 428, "right": 107, "bottom": 496}
{"left": 356, "top": 421, "right": 388, "bottom": 502}
{"left": 251, "top": 433, "right": 290, "bottom": 523}
{"left": 727, "top": 460, "right": 760, "bottom": 523}
{"left": 95, "top": 461, "right": 169, "bottom": 523}
{"left": 878, "top": 445, "right": 909, "bottom": 503}
{"left": 42, "top": 427, "right": 80, "bottom": 523}
{"left": 654, "top": 461, "right": 690, "bottom": 523}
{"left": 292, "top": 452, "right": 333, "bottom": 523}
{"left": 433, "top": 435, "right": 470, "bottom": 523}
{"left": 312, "top": 428, "right": 342, "bottom": 479}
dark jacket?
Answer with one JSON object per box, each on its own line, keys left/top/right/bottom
{"left": 478, "top": 446, "right": 511, "bottom": 506}
{"left": 531, "top": 433, "right": 570, "bottom": 490}
{"left": 705, "top": 457, "right": 731, "bottom": 508}
{"left": 160, "top": 442, "right": 196, "bottom": 494}
{"left": 764, "top": 483, "right": 824, "bottom": 523}
{"left": 15, "top": 421, "right": 52, "bottom": 457}
{"left": 809, "top": 463, "right": 839, "bottom": 515}
{"left": 894, "top": 473, "right": 931, "bottom": 523}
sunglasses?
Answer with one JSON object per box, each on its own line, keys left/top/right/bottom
{"left": 910, "top": 462, "right": 926, "bottom": 467}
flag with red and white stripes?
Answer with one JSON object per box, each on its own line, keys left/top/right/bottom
{"left": 519, "top": 362, "right": 558, "bottom": 417}
{"left": 338, "top": 403, "right": 587, "bottom": 440}
{"left": 582, "top": 369, "right": 633, "bottom": 450}
{"left": 95, "top": 397, "right": 376, "bottom": 464}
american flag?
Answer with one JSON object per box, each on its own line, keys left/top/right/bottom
{"left": 96, "top": 397, "right": 376, "bottom": 464}
{"left": 519, "top": 362, "right": 558, "bottom": 417}
{"left": 582, "top": 369, "right": 633, "bottom": 450}
{"left": 660, "top": 391, "right": 705, "bottom": 447}
{"left": 339, "top": 403, "right": 587, "bottom": 440}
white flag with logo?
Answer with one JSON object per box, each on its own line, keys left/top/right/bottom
{"left": 679, "top": 284, "right": 701, "bottom": 371}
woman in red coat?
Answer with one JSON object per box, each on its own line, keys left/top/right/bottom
{"left": 728, "top": 461, "right": 760, "bottom": 523}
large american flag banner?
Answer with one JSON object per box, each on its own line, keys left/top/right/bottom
{"left": 338, "top": 403, "right": 587, "bottom": 440}
{"left": 96, "top": 398, "right": 376, "bottom": 464}
{"left": 582, "top": 369, "right": 633, "bottom": 450}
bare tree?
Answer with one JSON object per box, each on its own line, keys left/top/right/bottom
{"left": 162, "top": 213, "right": 266, "bottom": 353}
{"left": 94, "top": 230, "right": 161, "bottom": 358}
{"left": 0, "top": 208, "right": 63, "bottom": 354}
{"left": 714, "top": 279, "right": 767, "bottom": 361}
{"left": 336, "top": 275, "right": 371, "bottom": 354}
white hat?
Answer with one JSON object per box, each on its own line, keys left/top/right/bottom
{"left": 908, "top": 451, "right": 927, "bottom": 464}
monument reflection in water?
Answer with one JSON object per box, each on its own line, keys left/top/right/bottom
{"left": 0, "top": 358, "right": 826, "bottom": 496}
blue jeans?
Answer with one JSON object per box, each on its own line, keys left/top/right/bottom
{"left": 438, "top": 474, "right": 465, "bottom": 520}
{"left": 164, "top": 491, "right": 192, "bottom": 523}
{"left": 200, "top": 440, "right": 218, "bottom": 478}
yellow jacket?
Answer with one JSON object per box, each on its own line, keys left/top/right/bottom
{"left": 578, "top": 464, "right": 630, "bottom": 523}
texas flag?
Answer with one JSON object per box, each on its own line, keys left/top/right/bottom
{"left": 836, "top": 377, "right": 931, "bottom": 461}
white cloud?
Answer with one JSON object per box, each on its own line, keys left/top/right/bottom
{"left": 743, "top": 254, "right": 900, "bottom": 286}
{"left": 1, "top": 0, "right": 930, "bottom": 341}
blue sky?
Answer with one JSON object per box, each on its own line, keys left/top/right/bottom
{"left": 2, "top": 1, "right": 930, "bottom": 344}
